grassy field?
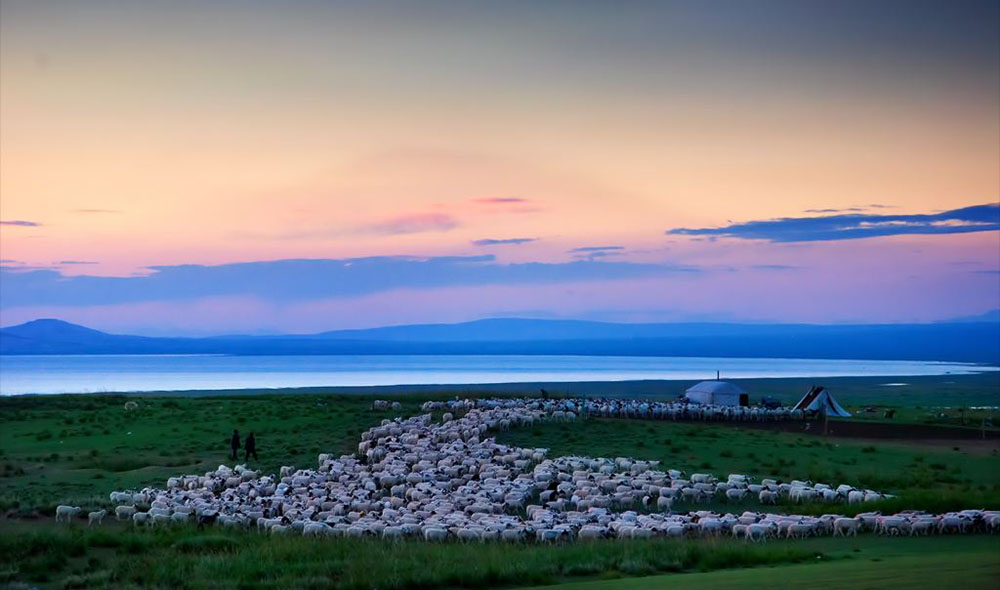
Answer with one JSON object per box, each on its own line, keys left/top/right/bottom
{"left": 1, "top": 385, "right": 998, "bottom": 589}
{"left": 3, "top": 391, "right": 997, "bottom": 515}
{"left": 516, "top": 537, "right": 1000, "bottom": 590}
{"left": 1, "top": 520, "right": 996, "bottom": 590}
{"left": 0, "top": 394, "right": 421, "bottom": 513}
{"left": 97, "top": 372, "right": 1000, "bottom": 427}
{"left": 497, "top": 417, "right": 1000, "bottom": 511}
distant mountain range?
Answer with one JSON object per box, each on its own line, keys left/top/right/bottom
{"left": 1, "top": 318, "right": 998, "bottom": 364}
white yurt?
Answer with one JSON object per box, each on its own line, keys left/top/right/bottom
{"left": 684, "top": 381, "right": 749, "bottom": 406}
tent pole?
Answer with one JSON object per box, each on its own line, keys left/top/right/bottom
{"left": 823, "top": 405, "right": 829, "bottom": 437}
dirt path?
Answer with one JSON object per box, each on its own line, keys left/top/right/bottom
{"left": 708, "top": 418, "right": 1000, "bottom": 441}
{"left": 840, "top": 438, "right": 1000, "bottom": 455}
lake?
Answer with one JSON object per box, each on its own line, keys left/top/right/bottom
{"left": 0, "top": 354, "right": 996, "bottom": 395}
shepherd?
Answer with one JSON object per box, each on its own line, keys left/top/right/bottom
{"left": 245, "top": 432, "right": 258, "bottom": 462}
{"left": 230, "top": 429, "right": 240, "bottom": 461}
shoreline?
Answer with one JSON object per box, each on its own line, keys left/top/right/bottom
{"left": 3, "top": 372, "right": 998, "bottom": 403}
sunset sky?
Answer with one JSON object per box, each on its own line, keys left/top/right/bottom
{"left": 1, "top": 1, "right": 998, "bottom": 335}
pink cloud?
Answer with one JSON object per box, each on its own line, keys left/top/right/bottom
{"left": 361, "top": 212, "right": 458, "bottom": 235}
{"left": 471, "top": 197, "right": 541, "bottom": 214}
{"left": 474, "top": 197, "right": 527, "bottom": 204}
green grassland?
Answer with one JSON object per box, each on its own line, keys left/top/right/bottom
{"left": 99, "top": 372, "right": 1000, "bottom": 427}
{"left": 497, "top": 417, "right": 1000, "bottom": 513}
{"left": 1, "top": 383, "right": 998, "bottom": 589}
{"left": 516, "top": 536, "right": 1000, "bottom": 590}
{"left": 1, "top": 521, "right": 997, "bottom": 590}
{"left": 0, "top": 394, "right": 423, "bottom": 513}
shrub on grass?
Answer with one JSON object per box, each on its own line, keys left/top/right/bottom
{"left": 83, "top": 456, "right": 148, "bottom": 472}
{"left": 172, "top": 535, "right": 239, "bottom": 553}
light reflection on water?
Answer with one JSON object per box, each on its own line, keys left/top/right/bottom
{"left": 1, "top": 354, "right": 995, "bottom": 395}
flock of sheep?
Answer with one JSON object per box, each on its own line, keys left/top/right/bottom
{"left": 56, "top": 397, "right": 998, "bottom": 541}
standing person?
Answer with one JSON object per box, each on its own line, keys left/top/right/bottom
{"left": 230, "top": 429, "right": 240, "bottom": 461}
{"left": 244, "top": 432, "right": 258, "bottom": 462}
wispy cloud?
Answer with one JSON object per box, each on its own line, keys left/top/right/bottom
{"left": 471, "top": 197, "right": 540, "bottom": 214}
{"left": 1, "top": 264, "right": 59, "bottom": 271}
{"left": 473, "top": 197, "right": 527, "bottom": 204}
{"left": 569, "top": 246, "right": 625, "bottom": 253}
{"left": 804, "top": 208, "right": 864, "bottom": 214}
{"left": 0, "top": 256, "right": 702, "bottom": 308}
{"left": 0, "top": 220, "right": 41, "bottom": 227}
{"left": 569, "top": 246, "right": 626, "bottom": 261}
{"left": 574, "top": 251, "right": 623, "bottom": 260}
{"left": 361, "top": 213, "right": 458, "bottom": 236}
{"left": 749, "top": 264, "right": 799, "bottom": 271}
{"left": 802, "top": 204, "right": 896, "bottom": 214}
{"left": 56, "top": 260, "right": 99, "bottom": 265}
{"left": 668, "top": 204, "right": 1000, "bottom": 242}
{"left": 472, "top": 237, "right": 537, "bottom": 247}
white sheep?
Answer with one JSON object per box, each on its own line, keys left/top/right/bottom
{"left": 423, "top": 527, "right": 448, "bottom": 541}
{"left": 55, "top": 505, "right": 82, "bottom": 523}
{"left": 88, "top": 509, "right": 108, "bottom": 526}
{"left": 833, "top": 517, "right": 859, "bottom": 537}
{"left": 112, "top": 394, "right": 976, "bottom": 549}
{"left": 115, "top": 505, "right": 137, "bottom": 521}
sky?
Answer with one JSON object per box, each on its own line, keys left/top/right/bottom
{"left": 1, "top": 0, "right": 998, "bottom": 335}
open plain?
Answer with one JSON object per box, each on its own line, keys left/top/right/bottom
{"left": 1, "top": 377, "right": 998, "bottom": 589}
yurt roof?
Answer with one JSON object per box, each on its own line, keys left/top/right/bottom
{"left": 685, "top": 381, "right": 747, "bottom": 396}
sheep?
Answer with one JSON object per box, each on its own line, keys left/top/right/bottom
{"left": 725, "top": 488, "right": 748, "bottom": 503}
{"left": 171, "top": 512, "right": 191, "bottom": 524}
{"left": 151, "top": 513, "right": 172, "bottom": 526}
{"left": 197, "top": 512, "right": 219, "bottom": 529}
{"left": 423, "top": 527, "right": 448, "bottom": 541}
{"left": 746, "top": 523, "right": 770, "bottom": 542}
{"left": 132, "top": 512, "right": 151, "bottom": 526}
{"left": 303, "top": 523, "right": 333, "bottom": 537}
{"left": 109, "top": 491, "right": 133, "bottom": 504}
{"left": 879, "top": 517, "right": 910, "bottom": 536}
{"left": 833, "top": 517, "right": 859, "bottom": 537}
{"left": 116, "top": 505, "right": 137, "bottom": 521}
{"left": 55, "top": 505, "right": 82, "bottom": 523}
{"left": 759, "top": 490, "right": 779, "bottom": 505}
{"left": 88, "top": 509, "right": 108, "bottom": 526}
{"left": 114, "top": 395, "right": 973, "bottom": 550}
{"left": 938, "top": 516, "right": 967, "bottom": 534}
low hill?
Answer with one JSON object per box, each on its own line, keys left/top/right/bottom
{"left": 2, "top": 317, "right": 998, "bottom": 363}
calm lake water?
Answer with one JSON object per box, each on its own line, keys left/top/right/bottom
{"left": 0, "top": 354, "right": 996, "bottom": 395}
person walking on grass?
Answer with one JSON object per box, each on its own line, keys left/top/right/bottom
{"left": 230, "top": 429, "right": 240, "bottom": 461}
{"left": 244, "top": 432, "right": 258, "bottom": 462}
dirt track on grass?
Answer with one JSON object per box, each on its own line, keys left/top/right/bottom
{"left": 722, "top": 419, "right": 999, "bottom": 441}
